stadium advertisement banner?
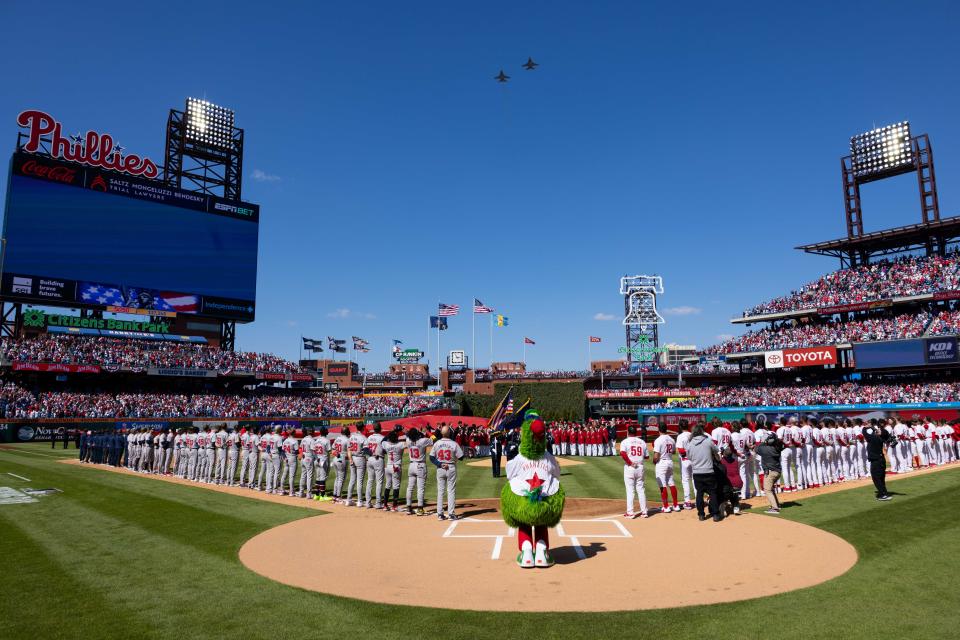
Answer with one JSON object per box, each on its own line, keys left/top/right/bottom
{"left": 45, "top": 326, "right": 207, "bottom": 343}
{"left": 924, "top": 336, "right": 958, "bottom": 365}
{"left": 24, "top": 309, "right": 173, "bottom": 334}
{"left": 255, "top": 372, "right": 315, "bottom": 382}
{"left": 2, "top": 152, "right": 259, "bottom": 321}
{"left": 11, "top": 362, "right": 101, "bottom": 373}
{"left": 764, "top": 346, "right": 837, "bottom": 369}
{"left": 327, "top": 363, "right": 351, "bottom": 376}
{"left": 117, "top": 421, "right": 169, "bottom": 431}
{"left": 147, "top": 367, "right": 217, "bottom": 378}
{"left": 817, "top": 299, "right": 893, "bottom": 315}
{"left": 932, "top": 290, "right": 960, "bottom": 302}
{"left": 586, "top": 389, "right": 714, "bottom": 399}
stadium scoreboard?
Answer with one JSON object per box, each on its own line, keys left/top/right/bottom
{"left": 1, "top": 151, "right": 259, "bottom": 321}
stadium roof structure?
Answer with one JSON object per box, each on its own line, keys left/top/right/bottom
{"left": 796, "top": 214, "right": 960, "bottom": 266}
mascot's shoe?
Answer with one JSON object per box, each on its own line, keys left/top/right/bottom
{"left": 518, "top": 541, "right": 535, "bottom": 569}
{"left": 534, "top": 540, "right": 554, "bottom": 568}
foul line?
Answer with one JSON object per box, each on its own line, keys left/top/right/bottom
{"left": 7, "top": 473, "right": 31, "bottom": 482}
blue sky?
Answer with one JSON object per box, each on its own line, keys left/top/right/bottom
{"left": 2, "top": 1, "right": 959, "bottom": 370}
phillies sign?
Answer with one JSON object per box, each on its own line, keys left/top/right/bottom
{"left": 17, "top": 109, "right": 159, "bottom": 179}
{"left": 765, "top": 346, "right": 838, "bottom": 369}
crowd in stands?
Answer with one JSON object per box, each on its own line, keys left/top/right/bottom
{"left": 703, "top": 311, "right": 933, "bottom": 354}
{"left": 0, "top": 385, "right": 445, "bottom": 419}
{"left": 0, "top": 335, "right": 305, "bottom": 374}
{"left": 650, "top": 382, "right": 960, "bottom": 408}
{"left": 745, "top": 253, "right": 960, "bottom": 316}
{"left": 925, "top": 309, "right": 960, "bottom": 336}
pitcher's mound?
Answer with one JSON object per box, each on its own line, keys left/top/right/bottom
{"left": 239, "top": 505, "right": 856, "bottom": 612}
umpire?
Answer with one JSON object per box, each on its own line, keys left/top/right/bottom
{"left": 863, "top": 419, "right": 893, "bottom": 501}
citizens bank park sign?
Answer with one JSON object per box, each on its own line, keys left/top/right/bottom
{"left": 17, "top": 109, "right": 159, "bottom": 179}
{"left": 764, "top": 346, "right": 838, "bottom": 369}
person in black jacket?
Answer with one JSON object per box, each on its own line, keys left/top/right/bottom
{"left": 863, "top": 419, "right": 893, "bottom": 501}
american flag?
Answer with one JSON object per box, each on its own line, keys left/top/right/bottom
{"left": 524, "top": 337, "right": 536, "bottom": 345}
{"left": 589, "top": 336, "right": 602, "bottom": 343}
{"left": 438, "top": 303, "right": 459, "bottom": 316}
{"left": 473, "top": 298, "right": 493, "bottom": 314}
{"left": 79, "top": 283, "right": 124, "bottom": 306}
{"left": 78, "top": 283, "right": 198, "bottom": 313}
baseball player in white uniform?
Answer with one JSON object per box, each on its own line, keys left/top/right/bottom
{"left": 730, "top": 423, "right": 752, "bottom": 499}
{"left": 753, "top": 423, "right": 768, "bottom": 496}
{"left": 346, "top": 427, "right": 368, "bottom": 506}
{"left": 675, "top": 420, "right": 694, "bottom": 508}
{"left": 775, "top": 418, "right": 796, "bottom": 491}
{"left": 790, "top": 419, "right": 806, "bottom": 490}
{"left": 382, "top": 429, "right": 405, "bottom": 511}
{"left": 893, "top": 419, "right": 911, "bottom": 473}
{"left": 619, "top": 426, "right": 648, "bottom": 518}
{"left": 364, "top": 425, "right": 386, "bottom": 509}
{"left": 652, "top": 424, "right": 680, "bottom": 513}
{"left": 405, "top": 428, "right": 431, "bottom": 515}
{"left": 431, "top": 427, "right": 464, "bottom": 520}
{"left": 799, "top": 419, "right": 816, "bottom": 488}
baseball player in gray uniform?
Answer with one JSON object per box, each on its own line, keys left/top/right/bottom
{"left": 431, "top": 427, "right": 465, "bottom": 520}
{"left": 331, "top": 427, "right": 350, "bottom": 502}
{"left": 346, "top": 427, "right": 368, "bottom": 506}
{"left": 202, "top": 426, "right": 216, "bottom": 483}
{"left": 281, "top": 431, "right": 299, "bottom": 495}
{"left": 225, "top": 427, "right": 239, "bottom": 486}
{"left": 255, "top": 428, "right": 270, "bottom": 490}
{"left": 365, "top": 424, "right": 386, "bottom": 509}
{"left": 381, "top": 428, "right": 406, "bottom": 511}
{"left": 240, "top": 429, "right": 259, "bottom": 487}
{"left": 405, "top": 428, "right": 432, "bottom": 515}
{"left": 160, "top": 429, "right": 174, "bottom": 475}
{"left": 185, "top": 428, "right": 200, "bottom": 481}
{"left": 298, "top": 428, "right": 316, "bottom": 498}
{"left": 311, "top": 427, "right": 332, "bottom": 501}
{"left": 268, "top": 427, "right": 283, "bottom": 494}
{"left": 213, "top": 425, "right": 228, "bottom": 484}
{"left": 172, "top": 430, "right": 184, "bottom": 477}
{"left": 126, "top": 429, "right": 138, "bottom": 470}
{"left": 137, "top": 429, "right": 153, "bottom": 473}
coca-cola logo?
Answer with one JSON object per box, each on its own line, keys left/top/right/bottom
{"left": 20, "top": 159, "right": 78, "bottom": 184}
{"left": 17, "top": 109, "right": 159, "bottom": 179}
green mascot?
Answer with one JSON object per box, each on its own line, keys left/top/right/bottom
{"left": 500, "top": 410, "right": 565, "bottom": 568}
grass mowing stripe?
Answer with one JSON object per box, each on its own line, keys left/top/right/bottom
{"left": 0, "top": 511, "right": 157, "bottom": 640}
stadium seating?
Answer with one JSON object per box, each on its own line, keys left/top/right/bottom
{"left": 648, "top": 382, "right": 960, "bottom": 408}
{"left": 744, "top": 253, "right": 960, "bottom": 316}
{"left": 0, "top": 334, "right": 305, "bottom": 373}
{"left": 0, "top": 384, "right": 445, "bottom": 419}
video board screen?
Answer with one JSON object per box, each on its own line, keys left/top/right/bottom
{"left": 1, "top": 153, "right": 258, "bottom": 320}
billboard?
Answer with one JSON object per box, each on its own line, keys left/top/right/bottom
{"left": 1, "top": 152, "right": 259, "bottom": 321}
{"left": 764, "top": 346, "right": 837, "bottom": 369}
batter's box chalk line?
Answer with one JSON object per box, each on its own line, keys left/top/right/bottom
{"left": 443, "top": 517, "right": 631, "bottom": 561}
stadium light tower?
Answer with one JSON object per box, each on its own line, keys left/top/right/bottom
{"left": 163, "top": 98, "right": 244, "bottom": 200}
{"left": 620, "top": 275, "right": 665, "bottom": 370}
{"left": 842, "top": 121, "right": 939, "bottom": 242}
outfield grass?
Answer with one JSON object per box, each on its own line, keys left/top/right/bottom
{"left": 1, "top": 442, "right": 958, "bottom": 639}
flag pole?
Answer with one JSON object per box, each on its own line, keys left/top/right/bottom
{"left": 522, "top": 339, "right": 526, "bottom": 366}
{"left": 490, "top": 313, "right": 494, "bottom": 368}
{"left": 426, "top": 316, "right": 430, "bottom": 376}
{"left": 471, "top": 301, "right": 475, "bottom": 372}
{"left": 588, "top": 338, "right": 591, "bottom": 370}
